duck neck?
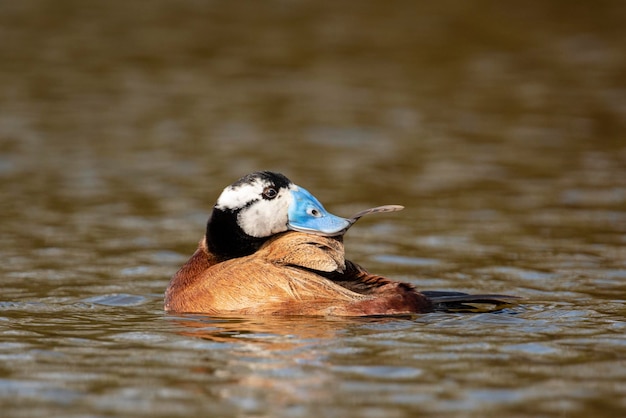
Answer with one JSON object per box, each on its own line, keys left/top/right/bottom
{"left": 205, "top": 208, "right": 267, "bottom": 260}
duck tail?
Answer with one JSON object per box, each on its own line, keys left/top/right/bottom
{"left": 421, "top": 290, "right": 521, "bottom": 313}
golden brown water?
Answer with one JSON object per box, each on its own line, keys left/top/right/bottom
{"left": 1, "top": 1, "right": 625, "bottom": 417}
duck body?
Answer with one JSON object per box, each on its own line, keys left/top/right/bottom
{"left": 165, "top": 171, "right": 516, "bottom": 316}
{"left": 165, "top": 232, "right": 433, "bottom": 316}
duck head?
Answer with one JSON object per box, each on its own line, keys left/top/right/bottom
{"left": 206, "top": 171, "right": 351, "bottom": 259}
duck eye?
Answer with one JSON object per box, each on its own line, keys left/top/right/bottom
{"left": 307, "top": 208, "right": 321, "bottom": 217}
{"left": 262, "top": 187, "right": 278, "bottom": 199}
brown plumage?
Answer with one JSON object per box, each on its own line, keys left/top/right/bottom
{"left": 165, "top": 231, "right": 434, "bottom": 316}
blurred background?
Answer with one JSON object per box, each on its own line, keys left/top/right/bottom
{"left": 2, "top": 0, "right": 624, "bottom": 290}
{"left": 2, "top": 0, "right": 624, "bottom": 256}
{"left": 1, "top": 1, "right": 625, "bottom": 417}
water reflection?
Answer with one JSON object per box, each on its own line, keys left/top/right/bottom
{"left": 1, "top": 0, "right": 625, "bottom": 416}
{"left": 165, "top": 315, "right": 363, "bottom": 412}
{"left": 170, "top": 315, "right": 351, "bottom": 347}
{"left": 163, "top": 305, "right": 626, "bottom": 416}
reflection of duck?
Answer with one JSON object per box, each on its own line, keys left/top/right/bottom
{"left": 171, "top": 315, "right": 357, "bottom": 346}
{"left": 165, "top": 171, "right": 517, "bottom": 316}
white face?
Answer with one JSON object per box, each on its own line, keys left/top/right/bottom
{"left": 215, "top": 176, "right": 298, "bottom": 238}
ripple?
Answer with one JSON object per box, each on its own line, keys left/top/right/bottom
{"left": 372, "top": 254, "right": 443, "bottom": 267}
{"left": 0, "top": 378, "right": 82, "bottom": 404}
{"left": 81, "top": 294, "right": 148, "bottom": 307}
{"left": 501, "top": 342, "right": 560, "bottom": 355}
{"left": 478, "top": 266, "right": 557, "bottom": 281}
{"left": 332, "top": 365, "right": 423, "bottom": 380}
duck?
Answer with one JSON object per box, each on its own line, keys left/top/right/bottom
{"left": 164, "top": 171, "right": 518, "bottom": 316}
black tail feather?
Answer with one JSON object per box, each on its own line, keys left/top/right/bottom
{"left": 421, "top": 290, "right": 521, "bottom": 312}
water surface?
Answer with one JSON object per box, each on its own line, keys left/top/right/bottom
{"left": 1, "top": 1, "right": 625, "bottom": 417}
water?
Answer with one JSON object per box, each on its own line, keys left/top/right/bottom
{"left": 1, "top": 0, "right": 625, "bottom": 417}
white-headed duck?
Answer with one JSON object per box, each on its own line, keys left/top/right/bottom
{"left": 165, "top": 171, "right": 517, "bottom": 316}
